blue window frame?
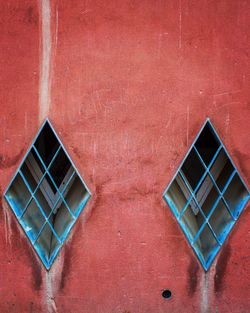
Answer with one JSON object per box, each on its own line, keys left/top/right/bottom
{"left": 163, "top": 119, "right": 249, "bottom": 270}
{"left": 5, "top": 120, "right": 91, "bottom": 269}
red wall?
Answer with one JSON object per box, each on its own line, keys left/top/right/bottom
{"left": 0, "top": 1, "right": 249, "bottom": 312}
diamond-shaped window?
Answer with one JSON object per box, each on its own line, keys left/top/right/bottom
{"left": 163, "top": 119, "right": 249, "bottom": 270}
{"left": 5, "top": 120, "right": 91, "bottom": 269}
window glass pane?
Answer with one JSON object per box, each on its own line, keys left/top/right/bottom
{"left": 210, "top": 149, "right": 234, "bottom": 192}
{"left": 195, "top": 123, "right": 220, "bottom": 166}
{"left": 195, "top": 175, "right": 220, "bottom": 217}
{"left": 193, "top": 225, "right": 219, "bottom": 265}
{"left": 34, "top": 223, "right": 54, "bottom": 262}
{"left": 20, "top": 162, "right": 38, "bottom": 192}
{"left": 180, "top": 201, "right": 205, "bottom": 242}
{"left": 49, "top": 148, "right": 72, "bottom": 188}
{"left": 21, "top": 199, "right": 45, "bottom": 242}
{"left": 209, "top": 200, "right": 234, "bottom": 242}
{"left": 6, "top": 173, "right": 31, "bottom": 216}
{"left": 181, "top": 148, "right": 205, "bottom": 191}
{"left": 223, "top": 174, "right": 248, "bottom": 218}
{"left": 64, "top": 175, "right": 88, "bottom": 216}
{"left": 166, "top": 174, "right": 191, "bottom": 216}
{"left": 50, "top": 201, "right": 74, "bottom": 240}
{"left": 34, "top": 174, "right": 59, "bottom": 217}
{"left": 34, "top": 122, "right": 60, "bottom": 166}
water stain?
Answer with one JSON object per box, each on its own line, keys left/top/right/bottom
{"left": 10, "top": 217, "right": 42, "bottom": 291}
{"left": 29, "top": 251, "right": 43, "bottom": 291}
{"left": 60, "top": 243, "right": 72, "bottom": 290}
{"left": 0, "top": 148, "right": 24, "bottom": 170}
{"left": 188, "top": 258, "right": 199, "bottom": 296}
{"left": 60, "top": 222, "right": 82, "bottom": 290}
{"left": 24, "top": 6, "right": 38, "bottom": 25}
{"left": 214, "top": 242, "right": 231, "bottom": 294}
{"left": 60, "top": 181, "right": 107, "bottom": 289}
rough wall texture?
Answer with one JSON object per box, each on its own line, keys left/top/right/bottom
{"left": 0, "top": 1, "right": 249, "bottom": 312}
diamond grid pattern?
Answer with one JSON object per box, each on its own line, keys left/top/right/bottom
{"left": 5, "top": 120, "right": 91, "bottom": 269}
{"left": 163, "top": 120, "right": 249, "bottom": 270}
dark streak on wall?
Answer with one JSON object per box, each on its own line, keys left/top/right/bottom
{"left": 214, "top": 242, "right": 231, "bottom": 294}
{"left": 187, "top": 258, "right": 199, "bottom": 296}
{"left": 60, "top": 243, "right": 72, "bottom": 290}
{"left": 60, "top": 221, "right": 83, "bottom": 290}
{"left": 24, "top": 6, "right": 38, "bottom": 26}
{"left": 10, "top": 216, "right": 43, "bottom": 291}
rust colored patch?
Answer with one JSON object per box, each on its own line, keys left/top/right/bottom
{"left": 214, "top": 242, "right": 231, "bottom": 294}
{"left": 141, "top": 157, "right": 154, "bottom": 166}
{"left": 0, "top": 148, "right": 24, "bottom": 170}
{"left": 59, "top": 182, "right": 106, "bottom": 290}
{"left": 73, "top": 147, "right": 81, "bottom": 159}
{"left": 187, "top": 258, "right": 199, "bottom": 296}
{"left": 10, "top": 217, "right": 42, "bottom": 291}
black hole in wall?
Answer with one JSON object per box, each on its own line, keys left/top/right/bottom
{"left": 162, "top": 289, "right": 172, "bottom": 300}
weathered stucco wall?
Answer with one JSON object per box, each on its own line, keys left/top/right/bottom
{"left": 0, "top": 1, "right": 249, "bottom": 312}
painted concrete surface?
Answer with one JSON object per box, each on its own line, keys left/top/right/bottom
{"left": 0, "top": 1, "right": 249, "bottom": 312}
